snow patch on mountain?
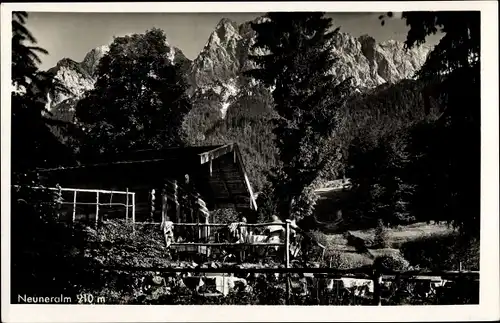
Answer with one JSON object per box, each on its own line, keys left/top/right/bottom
{"left": 220, "top": 78, "right": 239, "bottom": 118}
{"left": 167, "top": 46, "right": 176, "bottom": 64}
{"left": 221, "top": 102, "right": 230, "bottom": 119}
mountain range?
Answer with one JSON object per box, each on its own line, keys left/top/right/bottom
{"left": 46, "top": 17, "right": 432, "bottom": 122}
{"left": 43, "top": 17, "right": 434, "bottom": 191}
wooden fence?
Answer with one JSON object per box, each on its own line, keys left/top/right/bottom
{"left": 85, "top": 264, "right": 480, "bottom": 305}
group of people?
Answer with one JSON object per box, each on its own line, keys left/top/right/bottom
{"left": 228, "top": 215, "right": 298, "bottom": 244}
{"left": 162, "top": 212, "right": 307, "bottom": 261}
{"left": 225, "top": 215, "right": 305, "bottom": 261}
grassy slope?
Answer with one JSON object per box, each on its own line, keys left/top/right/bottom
{"left": 309, "top": 184, "right": 478, "bottom": 271}
{"left": 311, "top": 222, "right": 454, "bottom": 269}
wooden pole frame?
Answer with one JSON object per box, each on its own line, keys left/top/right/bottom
{"left": 132, "top": 192, "right": 136, "bottom": 231}
{"left": 285, "top": 220, "right": 291, "bottom": 269}
{"left": 285, "top": 219, "right": 291, "bottom": 305}
{"left": 72, "top": 190, "right": 77, "bottom": 222}
{"left": 126, "top": 188, "right": 129, "bottom": 223}
{"left": 95, "top": 192, "right": 100, "bottom": 224}
{"left": 16, "top": 185, "right": 137, "bottom": 225}
{"left": 162, "top": 186, "right": 169, "bottom": 247}
{"left": 12, "top": 185, "right": 131, "bottom": 194}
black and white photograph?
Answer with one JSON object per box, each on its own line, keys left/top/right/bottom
{"left": 1, "top": 1, "right": 498, "bottom": 322}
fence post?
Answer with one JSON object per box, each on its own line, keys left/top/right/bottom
{"left": 285, "top": 220, "right": 291, "bottom": 305}
{"left": 285, "top": 220, "right": 291, "bottom": 269}
{"left": 162, "top": 187, "right": 168, "bottom": 247}
{"left": 72, "top": 190, "right": 77, "bottom": 223}
{"left": 372, "top": 270, "right": 382, "bottom": 306}
{"left": 126, "top": 188, "right": 129, "bottom": 223}
{"left": 132, "top": 192, "right": 136, "bottom": 232}
{"left": 162, "top": 186, "right": 169, "bottom": 246}
{"left": 197, "top": 210, "right": 201, "bottom": 242}
{"left": 205, "top": 214, "right": 210, "bottom": 243}
{"left": 95, "top": 191, "right": 100, "bottom": 225}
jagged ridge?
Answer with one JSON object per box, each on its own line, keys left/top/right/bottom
{"left": 46, "top": 16, "right": 431, "bottom": 124}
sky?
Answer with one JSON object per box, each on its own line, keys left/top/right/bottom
{"left": 26, "top": 12, "right": 442, "bottom": 71}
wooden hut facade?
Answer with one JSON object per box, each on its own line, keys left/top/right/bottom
{"left": 37, "top": 143, "right": 258, "bottom": 225}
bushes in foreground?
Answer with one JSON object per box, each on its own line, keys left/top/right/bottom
{"left": 11, "top": 207, "right": 479, "bottom": 305}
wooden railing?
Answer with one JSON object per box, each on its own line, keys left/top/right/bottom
{"left": 162, "top": 221, "right": 326, "bottom": 270}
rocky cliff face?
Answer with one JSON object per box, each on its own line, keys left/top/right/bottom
{"left": 47, "top": 58, "right": 96, "bottom": 109}
{"left": 188, "top": 18, "right": 243, "bottom": 89}
{"left": 190, "top": 21, "right": 431, "bottom": 91}
{"left": 185, "top": 18, "right": 430, "bottom": 121}
{"left": 331, "top": 34, "right": 430, "bottom": 88}
{"left": 80, "top": 45, "right": 110, "bottom": 77}
{"left": 46, "top": 17, "right": 431, "bottom": 120}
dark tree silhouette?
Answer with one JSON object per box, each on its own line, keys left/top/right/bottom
{"left": 247, "top": 12, "right": 352, "bottom": 220}
{"left": 11, "top": 11, "right": 74, "bottom": 175}
{"left": 11, "top": 11, "right": 47, "bottom": 91}
{"left": 75, "top": 28, "right": 192, "bottom": 159}
{"left": 10, "top": 11, "right": 89, "bottom": 304}
{"left": 402, "top": 12, "right": 480, "bottom": 237}
{"left": 369, "top": 11, "right": 481, "bottom": 236}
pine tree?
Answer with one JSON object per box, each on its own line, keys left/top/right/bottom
{"left": 75, "top": 28, "right": 192, "bottom": 159}
{"left": 11, "top": 11, "right": 47, "bottom": 92}
{"left": 247, "top": 13, "right": 352, "bottom": 220}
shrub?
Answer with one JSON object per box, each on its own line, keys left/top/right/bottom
{"left": 373, "top": 254, "right": 410, "bottom": 271}
{"left": 326, "top": 250, "right": 373, "bottom": 269}
{"left": 400, "top": 232, "right": 479, "bottom": 271}
{"left": 309, "top": 230, "right": 329, "bottom": 247}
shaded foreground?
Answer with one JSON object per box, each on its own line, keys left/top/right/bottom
{"left": 11, "top": 219, "right": 479, "bottom": 305}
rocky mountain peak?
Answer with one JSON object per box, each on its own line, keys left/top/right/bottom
{"left": 188, "top": 18, "right": 245, "bottom": 89}
{"left": 81, "top": 45, "right": 110, "bottom": 77}
{"left": 205, "top": 18, "right": 241, "bottom": 49}
{"left": 358, "top": 34, "right": 377, "bottom": 47}
{"left": 216, "top": 18, "right": 239, "bottom": 32}
{"left": 46, "top": 17, "right": 433, "bottom": 122}
{"left": 329, "top": 31, "right": 431, "bottom": 87}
